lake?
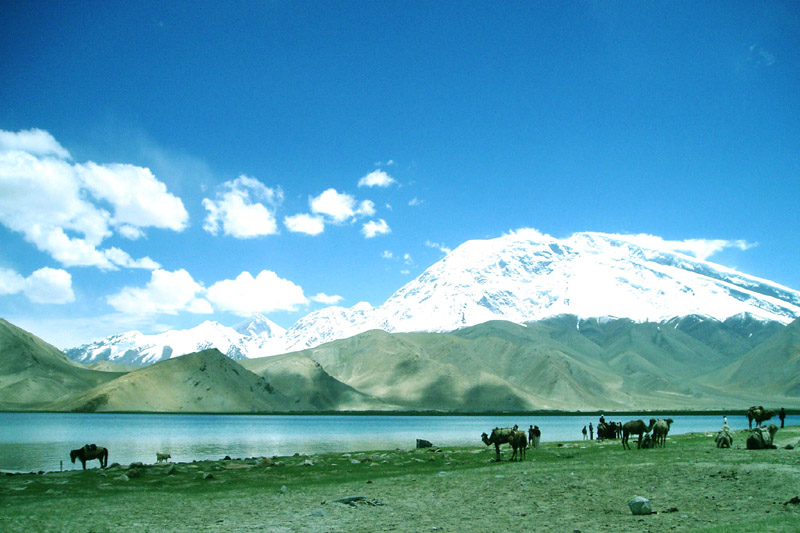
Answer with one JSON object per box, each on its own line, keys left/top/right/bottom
{"left": 0, "top": 412, "right": 793, "bottom": 473}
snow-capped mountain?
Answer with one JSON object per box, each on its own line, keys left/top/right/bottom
{"left": 66, "top": 316, "right": 285, "bottom": 366}
{"left": 67, "top": 230, "right": 800, "bottom": 365}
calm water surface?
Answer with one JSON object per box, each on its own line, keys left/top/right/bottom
{"left": 0, "top": 412, "right": 794, "bottom": 472}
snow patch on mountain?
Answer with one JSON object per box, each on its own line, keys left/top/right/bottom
{"left": 66, "top": 230, "right": 800, "bottom": 365}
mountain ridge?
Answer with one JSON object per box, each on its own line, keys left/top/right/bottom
{"left": 66, "top": 230, "right": 800, "bottom": 366}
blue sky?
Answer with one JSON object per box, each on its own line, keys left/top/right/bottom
{"left": 1, "top": 1, "right": 798, "bottom": 348}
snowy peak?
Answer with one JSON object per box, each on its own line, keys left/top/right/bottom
{"left": 233, "top": 314, "right": 286, "bottom": 338}
{"left": 66, "top": 230, "right": 800, "bottom": 365}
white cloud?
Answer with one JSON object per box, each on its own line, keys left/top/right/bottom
{"left": 311, "top": 292, "right": 343, "bottom": 305}
{"left": 409, "top": 197, "right": 422, "bottom": 207}
{"left": 0, "top": 128, "right": 185, "bottom": 270}
{"left": 620, "top": 234, "right": 756, "bottom": 261}
{"left": 425, "top": 240, "right": 451, "bottom": 255}
{"left": 0, "top": 128, "right": 71, "bottom": 159}
{"left": 0, "top": 266, "right": 75, "bottom": 304}
{"left": 78, "top": 161, "right": 189, "bottom": 232}
{"left": 24, "top": 267, "right": 75, "bottom": 304}
{"left": 284, "top": 213, "right": 325, "bottom": 235}
{"left": 206, "top": 270, "right": 308, "bottom": 316}
{"left": 202, "top": 175, "right": 282, "bottom": 238}
{"left": 358, "top": 169, "right": 396, "bottom": 188}
{"left": 357, "top": 200, "right": 376, "bottom": 217}
{"left": 107, "top": 269, "right": 212, "bottom": 315}
{"left": 362, "top": 219, "right": 391, "bottom": 238}
{"left": 381, "top": 250, "right": 393, "bottom": 259}
{"left": 310, "top": 188, "right": 358, "bottom": 223}
{"left": 0, "top": 268, "right": 26, "bottom": 295}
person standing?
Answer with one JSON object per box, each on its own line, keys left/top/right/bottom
{"left": 532, "top": 425, "right": 541, "bottom": 448}
{"left": 779, "top": 407, "right": 786, "bottom": 428}
{"left": 582, "top": 426, "right": 588, "bottom": 440}
{"left": 589, "top": 422, "right": 594, "bottom": 440}
{"left": 528, "top": 425, "right": 535, "bottom": 448}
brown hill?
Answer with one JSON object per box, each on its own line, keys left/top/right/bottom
{"left": 0, "top": 318, "right": 119, "bottom": 409}
{"left": 50, "top": 349, "right": 311, "bottom": 413}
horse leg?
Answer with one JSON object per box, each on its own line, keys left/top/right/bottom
{"left": 495, "top": 443, "right": 501, "bottom": 461}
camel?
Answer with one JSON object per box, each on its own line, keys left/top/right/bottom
{"left": 715, "top": 424, "right": 733, "bottom": 448}
{"left": 746, "top": 423, "right": 779, "bottom": 450}
{"left": 746, "top": 406, "right": 776, "bottom": 429}
{"left": 481, "top": 427, "right": 527, "bottom": 461}
{"left": 621, "top": 418, "right": 656, "bottom": 450}
{"left": 70, "top": 444, "right": 108, "bottom": 470}
{"left": 651, "top": 418, "right": 674, "bottom": 447}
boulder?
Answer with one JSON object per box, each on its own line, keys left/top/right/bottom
{"left": 416, "top": 439, "right": 433, "bottom": 449}
{"left": 629, "top": 496, "right": 652, "bottom": 515}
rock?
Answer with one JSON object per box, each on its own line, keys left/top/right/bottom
{"left": 350, "top": 459, "right": 361, "bottom": 465}
{"left": 416, "top": 439, "right": 433, "bottom": 448}
{"left": 165, "top": 465, "right": 176, "bottom": 475}
{"left": 126, "top": 468, "right": 141, "bottom": 478}
{"left": 629, "top": 496, "right": 653, "bottom": 515}
{"left": 310, "top": 508, "right": 325, "bottom": 517}
{"left": 129, "top": 462, "right": 143, "bottom": 469}
{"left": 258, "top": 458, "right": 274, "bottom": 467}
{"left": 203, "top": 473, "right": 214, "bottom": 480}
{"left": 303, "top": 459, "right": 314, "bottom": 466}
{"left": 114, "top": 474, "right": 129, "bottom": 482}
{"left": 334, "top": 495, "right": 366, "bottom": 506}
{"left": 280, "top": 485, "right": 288, "bottom": 494}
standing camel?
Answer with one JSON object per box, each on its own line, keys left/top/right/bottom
{"left": 651, "top": 418, "right": 674, "bottom": 447}
{"left": 746, "top": 406, "right": 776, "bottom": 429}
{"left": 481, "top": 427, "right": 528, "bottom": 461}
{"left": 621, "top": 418, "right": 656, "bottom": 450}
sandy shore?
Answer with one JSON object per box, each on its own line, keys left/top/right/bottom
{"left": 2, "top": 427, "right": 799, "bottom": 532}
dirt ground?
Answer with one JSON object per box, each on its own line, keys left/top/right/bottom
{"left": 1, "top": 427, "right": 799, "bottom": 532}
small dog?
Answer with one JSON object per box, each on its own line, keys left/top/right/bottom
{"left": 156, "top": 452, "right": 171, "bottom": 463}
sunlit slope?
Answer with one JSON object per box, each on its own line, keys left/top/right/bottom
{"left": 50, "top": 349, "right": 310, "bottom": 413}
{"left": 240, "top": 353, "right": 398, "bottom": 411}
{"left": 0, "top": 318, "right": 120, "bottom": 408}
{"left": 709, "top": 318, "right": 800, "bottom": 397}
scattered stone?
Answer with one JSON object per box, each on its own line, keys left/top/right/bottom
{"left": 107, "top": 463, "right": 121, "bottom": 469}
{"left": 303, "top": 459, "right": 314, "bottom": 466}
{"left": 126, "top": 468, "right": 141, "bottom": 478}
{"left": 114, "top": 474, "right": 130, "bottom": 482}
{"left": 223, "top": 456, "right": 232, "bottom": 461}
{"left": 280, "top": 485, "right": 288, "bottom": 494}
{"left": 258, "top": 458, "right": 274, "bottom": 467}
{"left": 416, "top": 439, "right": 433, "bottom": 448}
{"left": 165, "top": 465, "right": 176, "bottom": 475}
{"left": 629, "top": 496, "right": 653, "bottom": 515}
{"left": 203, "top": 473, "right": 214, "bottom": 480}
{"left": 129, "top": 462, "right": 143, "bottom": 469}
{"left": 350, "top": 459, "right": 361, "bottom": 465}
{"left": 310, "top": 508, "right": 325, "bottom": 517}
{"left": 784, "top": 496, "right": 800, "bottom": 505}
{"left": 334, "top": 495, "right": 365, "bottom": 506}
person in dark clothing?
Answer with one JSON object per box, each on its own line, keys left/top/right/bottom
{"left": 779, "top": 407, "right": 786, "bottom": 428}
{"left": 582, "top": 426, "right": 587, "bottom": 440}
{"left": 589, "top": 422, "right": 594, "bottom": 440}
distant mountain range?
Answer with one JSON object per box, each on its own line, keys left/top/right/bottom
{"left": 2, "top": 315, "right": 799, "bottom": 412}
{"left": 66, "top": 230, "right": 800, "bottom": 366}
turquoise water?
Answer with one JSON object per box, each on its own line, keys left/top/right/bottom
{"left": 0, "top": 412, "right": 792, "bottom": 472}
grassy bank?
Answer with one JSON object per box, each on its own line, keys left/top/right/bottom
{"left": 2, "top": 427, "right": 799, "bottom": 532}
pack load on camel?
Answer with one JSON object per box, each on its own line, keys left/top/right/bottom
{"left": 481, "top": 427, "right": 527, "bottom": 461}
{"left": 746, "top": 424, "right": 779, "bottom": 450}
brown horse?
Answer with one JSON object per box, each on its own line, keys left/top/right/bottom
{"left": 70, "top": 444, "right": 108, "bottom": 470}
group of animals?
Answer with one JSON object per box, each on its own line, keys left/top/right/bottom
{"left": 482, "top": 405, "right": 786, "bottom": 460}
{"left": 67, "top": 406, "right": 786, "bottom": 469}
{"left": 68, "top": 444, "right": 170, "bottom": 470}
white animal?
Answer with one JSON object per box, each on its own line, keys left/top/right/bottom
{"left": 156, "top": 452, "right": 171, "bottom": 463}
